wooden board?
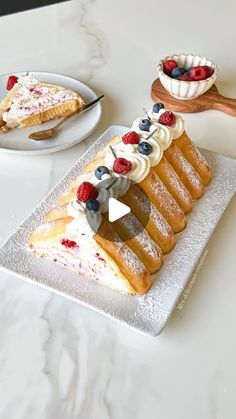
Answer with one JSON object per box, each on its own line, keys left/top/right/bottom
{"left": 151, "top": 79, "right": 236, "bottom": 116}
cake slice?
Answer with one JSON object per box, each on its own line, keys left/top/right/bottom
{"left": 29, "top": 214, "right": 152, "bottom": 295}
{"left": 0, "top": 73, "right": 84, "bottom": 130}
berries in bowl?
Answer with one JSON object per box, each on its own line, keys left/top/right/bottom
{"left": 158, "top": 53, "right": 217, "bottom": 100}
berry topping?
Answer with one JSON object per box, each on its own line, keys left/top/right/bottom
{"left": 86, "top": 199, "right": 100, "bottom": 212}
{"left": 77, "top": 182, "right": 98, "bottom": 202}
{"left": 6, "top": 75, "right": 18, "bottom": 91}
{"left": 122, "top": 131, "right": 140, "bottom": 145}
{"left": 153, "top": 102, "right": 164, "bottom": 113}
{"left": 171, "top": 67, "right": 185, "bottom": 78}
{"left": 61, "top": 239, "right": 77, "bottom": 249}
{"left": 189, "top": 66, "right": 208, "bottom": 81}
{"left": 113, "top": 157, "right": 132, "bottom": 175}
{"left": 162, "top": 62, "right": 214, "bottom": 82}
{"left": 137, "top": 141, "right": 153, "bottom": 156}
{"left": 163, "top": 59, "right": 178, "bottom": 75}
{"left": 178, "top": 74, "right": 193, "bottom": 81}
{"left": 159, "top": 111, "right": 176, "bottom": 126}
{"left": 138, "top": 118, "right": 151, "bottom": 132}
{"left": 203, "top": 65, "right": 214, "bottom": 78}
{"left": 95, "top": 165, "right": 109, "bottom": 180}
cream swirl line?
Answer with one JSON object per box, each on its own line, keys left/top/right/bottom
{"left": 131, "top": 117, "right": 173, "bottom": 151}
{"left": 148, "top": 108, "right": 185, "bottom": 139}
{"left": 104, "top": 125, "right": 166, "bottom": 183}
{"left": 104, "top": 108, "right": 184, "bottom": 183}
{"left": 144, "top": 137, "right": 163, "bottom": 166}
{"left": 67, "top": 106, "right": 184, "bottom": 235}
{"left": 105, "top": 142, "right": 150, "bottom": 183}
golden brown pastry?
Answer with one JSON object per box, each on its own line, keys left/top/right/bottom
{"left": 29, "top": 104, "right": 212, "bottom": 295}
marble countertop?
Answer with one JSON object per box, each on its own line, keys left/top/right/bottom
{"left": 0, "top": 1, "right": 236, "bottom": 418}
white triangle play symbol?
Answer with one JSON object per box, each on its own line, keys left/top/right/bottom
{"left": 108, "top": 197, "right": 130, "bottom": 222}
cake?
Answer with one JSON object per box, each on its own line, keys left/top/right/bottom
{"left": 0, "top": 73, "right": 84, "bottom": 131}
{"left": 29, "top": 103, "right": 212, "bottom": 295}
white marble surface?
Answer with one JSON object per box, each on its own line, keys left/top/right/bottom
{"left": 0, "top": 1, "right": 236, "bottom": 418}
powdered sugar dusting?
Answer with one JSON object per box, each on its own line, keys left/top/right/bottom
{"left": 165, "top": 145, "right": 203, "bottom": 189}
{"left": 34, "top": 222, "right": 53, "bottom": 234}
{"left": 0, "top": 125, "right": 235, "bottom": 336}
{"left": 117, "top": 212, "right": 162, "bottom": 260}
{"left": 149, "top": 206, "right": 173, "bottom": 237}
{"left": 194, "top": 148, "right": 211, "bottom": 171}
{"left": 118, "top": 244, "right": 146, "bottom": 275}
{"left": 177, "top": 135, "right": 211, "bottom": 173}
{"left": 130, "top": 186, "right": 173, "bottom": 238}
{"left": 157, "top": 160, "right": 192, "bottom": 206}
{"left": 150, "top": 174, "right": 184, "bottom": 216}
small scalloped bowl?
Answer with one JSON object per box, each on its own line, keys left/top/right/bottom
{"left": 158, "top": 53, "right": 218, "bottom": 100}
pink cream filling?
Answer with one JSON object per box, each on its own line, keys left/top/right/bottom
{"left": 36, "top": 244, "right": 108, "bottom": 282}
{"left": 15, "top": 86, "right": 77, "bottom": 116}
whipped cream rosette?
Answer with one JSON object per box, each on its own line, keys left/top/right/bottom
{"left": 29, "top": 102, "right": 212, "bottom": 295}
{"left": 148, "top": 107, "right": 185, "bottom": 139}
{"left": 132, "top": 116, "right": 173, "bottom": 150}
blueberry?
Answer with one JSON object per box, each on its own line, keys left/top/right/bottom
{"left": 152, "top": 103, "right": 164, "bottom": 113}
{"left": 138, "top": 118, "right": 151, "bottom": 132}
{"left": 95, "top": 165, "right": 109, "bottom": 180}
{"left": 171, "top": 67, "right": 185, "bottom": 78}
{"left": 137, "top": 141, "right": 153, "bottom": 156}
{"left": 86, "top": 199, "right": 100, "bottom": 211}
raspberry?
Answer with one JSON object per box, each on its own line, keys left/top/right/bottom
{"left": 6, "top": 75, "right": 18, "bottom": 91}
{"left": 113, "top": 157, "right": 132, "bottom": 175}
{"left": 189, "top": 66, "right": 208, "bottom": 81}
{"left": 178, "top": 74, "right": 193, "bottom": 81}
{"left": 159, "top": 111, "right": 176, "bottom": 126}
{"left": 61, "top": 239, "right": 77, "bottom": 248}
{"left": 122, "top": 131, "right": 140, "bottom": 145}
{"left": 163, "top": 59, "right": 178, "bottom": 75}
{"left": 77, "top": 182, "right": 98, "bottom": 202}
{"left": 203, "top": 65, "right": 214, "bottom": 78}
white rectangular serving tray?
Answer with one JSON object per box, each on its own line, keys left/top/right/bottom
{"left": 0, "top": 125, "right": 235, "bottom": 336}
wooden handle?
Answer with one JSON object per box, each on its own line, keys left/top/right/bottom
{"left": 208, "top": 94, "right": 236, "bottom": 116}
{"left": 151, "top": 79, "right": 236, "bottom": 116}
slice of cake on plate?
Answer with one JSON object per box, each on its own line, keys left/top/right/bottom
{"left": 0, "top": 73, "right": 84, "bottom": 131}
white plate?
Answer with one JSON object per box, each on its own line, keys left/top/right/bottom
{"left": 0, "top": 71, "right": 102, "bottom": 155}
{"left": 0, "top": 125, "right": 235, "bottom": 336}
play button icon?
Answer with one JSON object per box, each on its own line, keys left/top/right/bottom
{"left": 108, "top": 197, "right": 130, "bottom": 222}
{"left": 85, "top": 178, "right": 151, "bottom": 243}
